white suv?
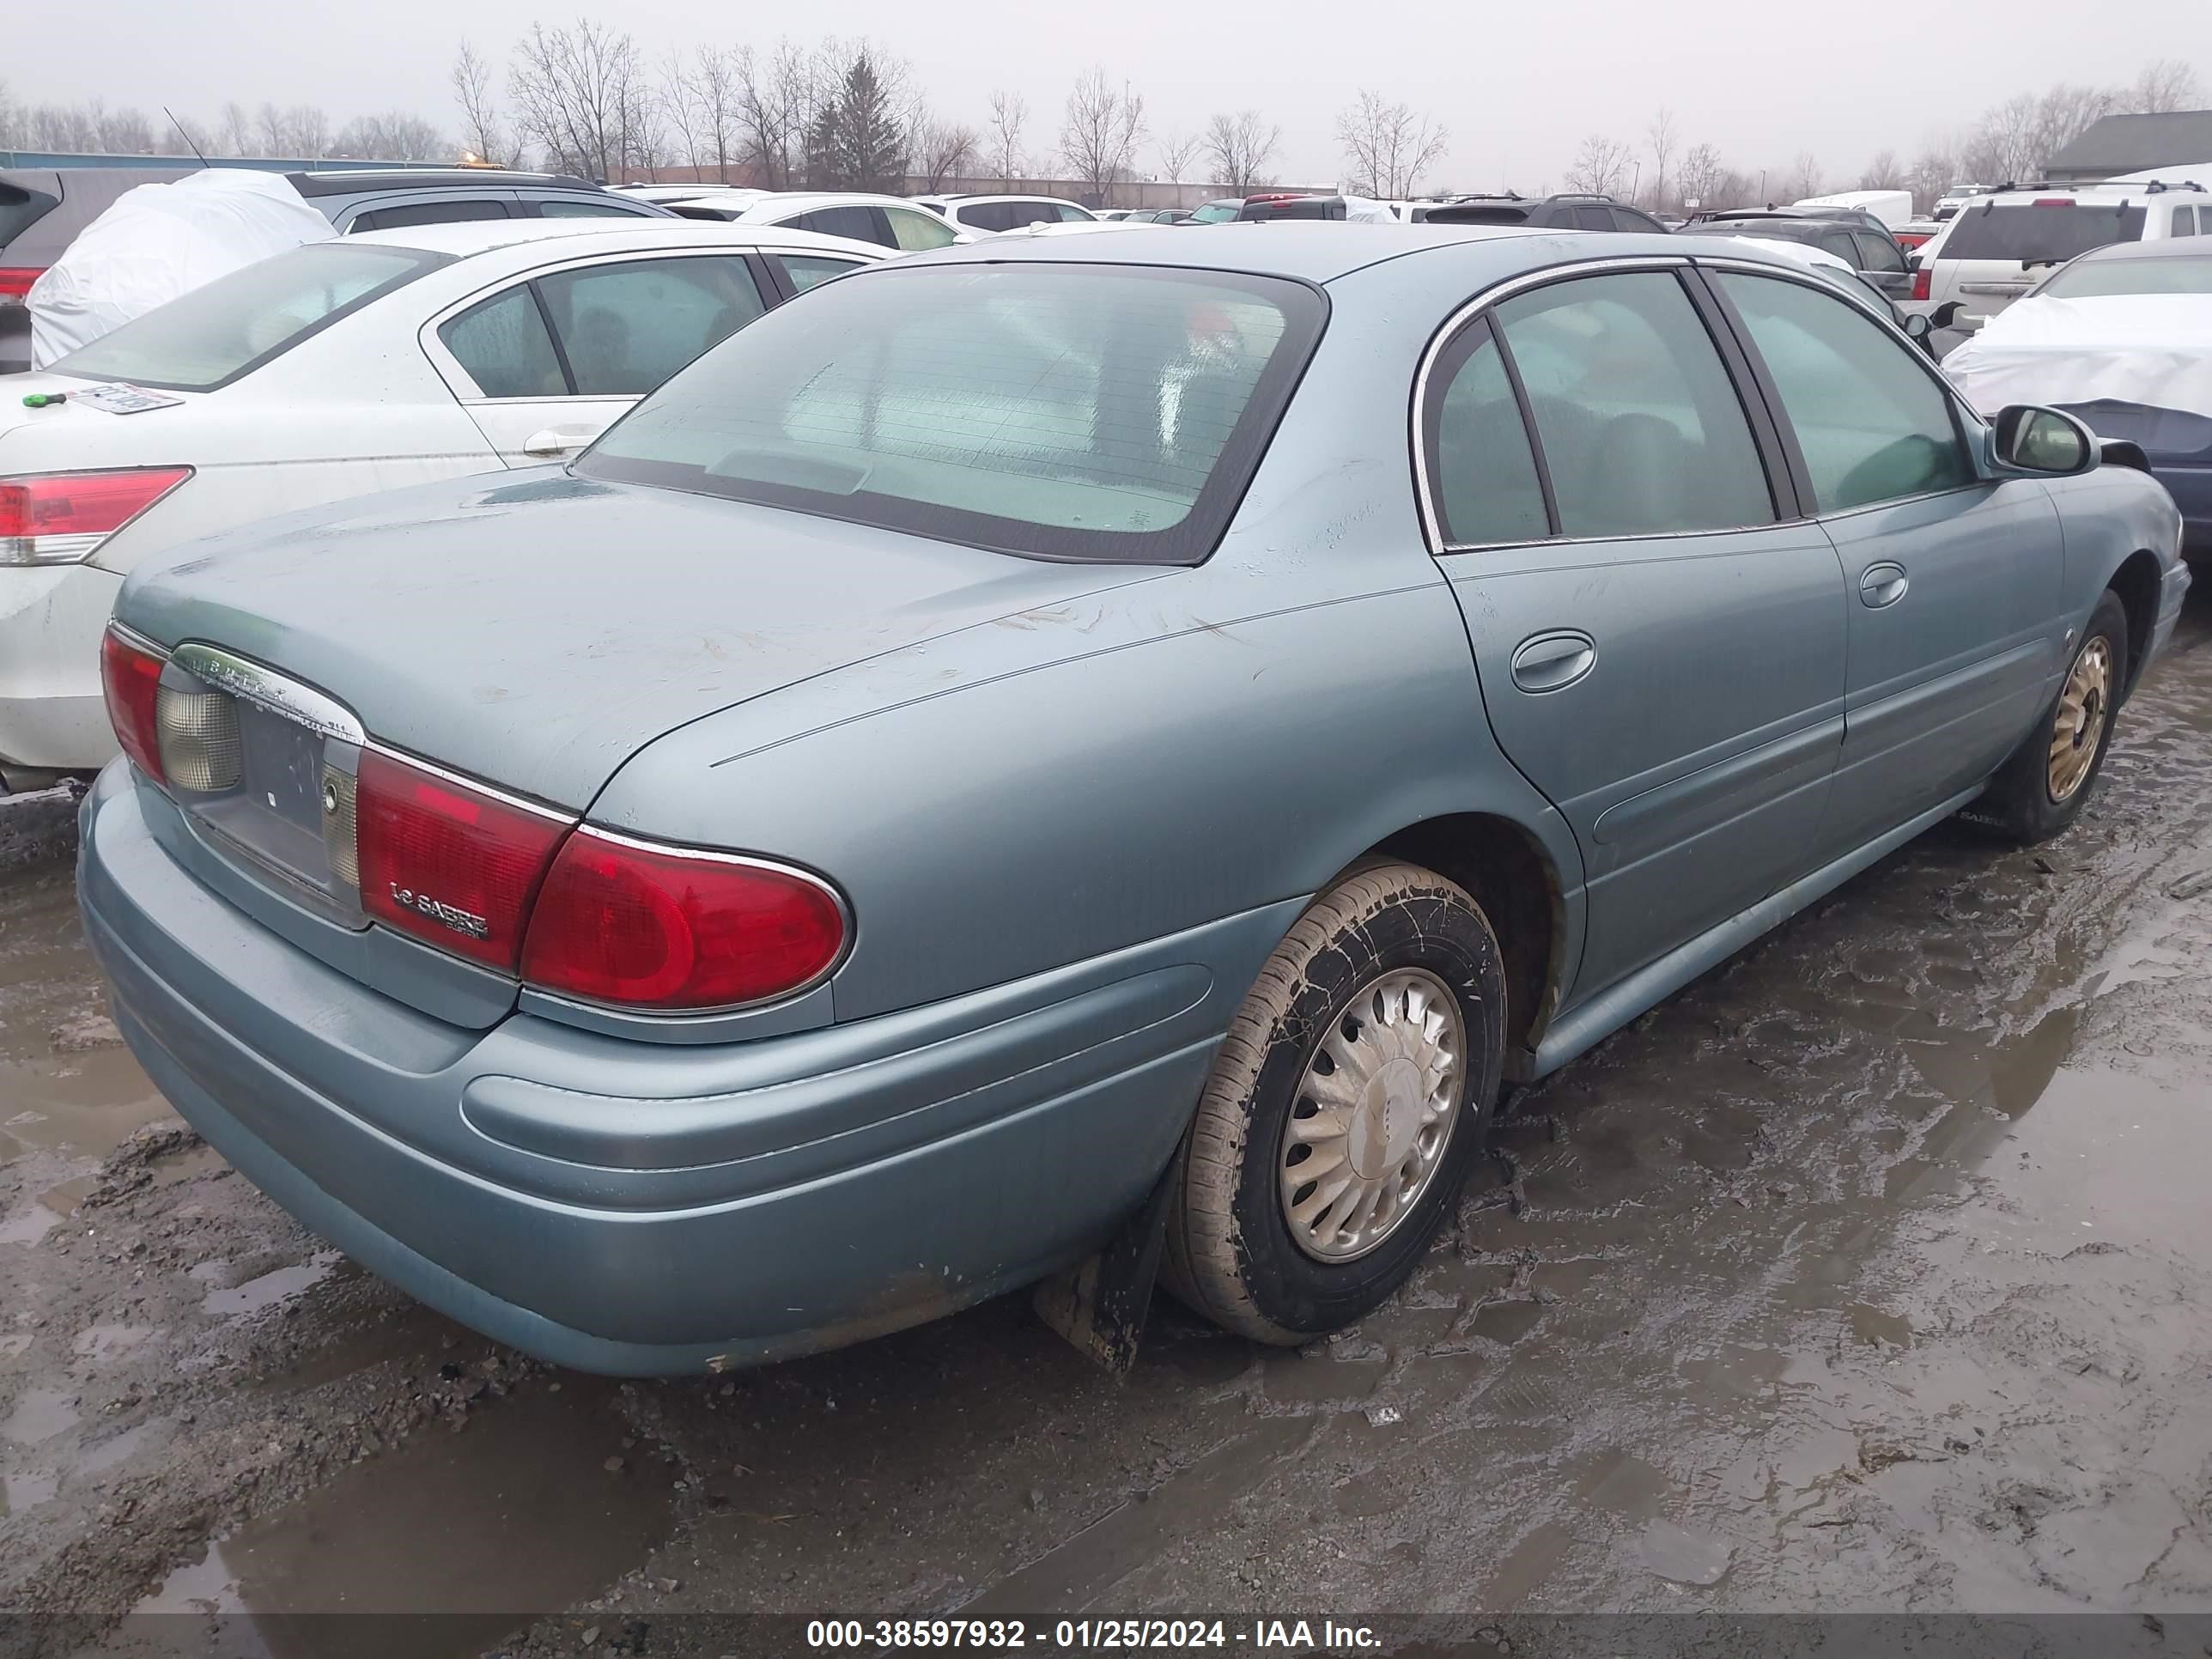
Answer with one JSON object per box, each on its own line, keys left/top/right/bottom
{"left": 1909, "top": 179, "right": 2208, "bottom": 331}
{"left": 909, "top": 194, "right": 1097, "bottom": 234}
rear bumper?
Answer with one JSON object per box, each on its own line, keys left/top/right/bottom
{"left": 81, "top": 763, "right": 1282, "bottom": 1374}
{"left": 0, "top": 563, "right": 120, "bottom": 769}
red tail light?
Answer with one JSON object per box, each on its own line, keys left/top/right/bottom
{"left": 355, "top": 750, "right": 570, "bottom": 972}
{"left": 1896, "top": 230, "right": 1931, "bottom": 250}
{"left": 1911, "top": 266, "right": 1931, "bottom": 302}
{"left": 521, "top": 830, "right": 847, "bottom": 1011}
{"left": 1, "top": 467, "right": 192, "bottom": 566}
{"left": 100, "top": 627, "right": 167, "bottom": 784}
{"left": 0, "top": 267, "right": 41, "bottom": 307}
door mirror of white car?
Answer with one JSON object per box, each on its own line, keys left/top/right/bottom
{"left": 521, "top": 425, "right": 602, "bottom": 458}
{"left": 1992, "top": 406, "right": 2097, "bottom": 477}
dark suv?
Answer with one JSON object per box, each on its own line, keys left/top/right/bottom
{"left": 1, "top": 167, "right": 672, "bottom": 371}
{"left": 1409, "top": 193, "right": 1671, "bottom": 232}
{"left": 1674, "top": 207, "right": 1915, "bottom": 300}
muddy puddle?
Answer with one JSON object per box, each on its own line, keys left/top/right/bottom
{"left": 111, "top": 1381, "right": 678, "bottom": 1656}
{"left": 0, "top": 865, "right": 169, "bottom": 1241}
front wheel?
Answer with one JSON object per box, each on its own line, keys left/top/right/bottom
{"left": 1966, "top": 590, "right": 2130, "bottom": 845}
{"left": 1163, "top": 862, "right": 1508, "bottom": 1344}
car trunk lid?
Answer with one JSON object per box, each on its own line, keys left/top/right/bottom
{"left": 116, "top": 471, "right": 1164, "bottom": 1026}
{"left": 120, "top": 470, "right": 1160, "bottom": 811}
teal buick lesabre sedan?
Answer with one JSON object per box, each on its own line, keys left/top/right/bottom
{"left": 79, "top": 224, "right": 2189, "bottom": 1373}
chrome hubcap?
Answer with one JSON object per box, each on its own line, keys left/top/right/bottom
{"left": 2048, "top": 636, "right": 2113, "bottom": 803}
{"left": 1279, "top": 968, "right": 1467, "bottom": 1262}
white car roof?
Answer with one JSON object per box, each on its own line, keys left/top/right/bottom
{"left": 736, "top": 192, "right": 931, "bottom": 219}
{"left": 346, "top": 218, "right": 888, "bottom": 264}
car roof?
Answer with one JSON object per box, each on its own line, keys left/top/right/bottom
{"left": 1676, "top": 219, "right": 1826, "bottom": 241}
{"left": 896, "top": 221, "right": 1717, "bottom": 283}
{"left": 738, "top": 191, "right": 927, "bottom": 216}
{"left": 288, "top": 168, "right": 601, "bottom": 197}
{"left": 343, "top": 218, "right": 887, "bottom": 260}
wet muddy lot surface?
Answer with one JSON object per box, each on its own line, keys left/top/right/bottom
{"left": 4, "top": 592, "right": 2211, "bottom": 1655}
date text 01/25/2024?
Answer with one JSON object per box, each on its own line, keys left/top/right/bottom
{"left": 805, "top": 1620, "right": 1383, "bottom": 1651}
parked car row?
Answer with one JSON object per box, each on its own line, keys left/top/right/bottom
{"left": 0, "top": 218, "right": 885, "bottom": 784}
{"left": 3, "top": 166, "right": 684, "bottom": 374}
{"left": 9, "top": 201, "right": 2179, "bottom": 1376}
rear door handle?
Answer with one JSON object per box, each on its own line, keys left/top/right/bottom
{"left": 1510, "top": 629, "right": 1597, "bottom": 693}
{"left": 1860, "top": 563, "right": 1910, "bottom": 608}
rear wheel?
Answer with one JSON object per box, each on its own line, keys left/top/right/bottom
{"left": 1966, "top": 590, "right": 2129, "bottom": 845}
{"left": 1164, "top": 862, "right": 1507, "bottom": 1343}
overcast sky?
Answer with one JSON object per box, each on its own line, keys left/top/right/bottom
{"left": 11, "top": 0, "right": 2210, "bottom": 189}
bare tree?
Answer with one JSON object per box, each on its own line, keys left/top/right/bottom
{"left": 1156, "top": 131, "right": 1200, "bottom": 185}
{"left": 1675, "top": 141, "right": 1724, "bottom": 210}
{"left": 912, "top": 118, "right": 979, "bottom": 190}
{"left": 659, "top": 49, "right": 709, "bottom": 173}
{"left": 1905, "top": 147, "right": 1954, "bottom": 213}
{"left": 1336, "top": 91, "right": 1449, "bottom": 198}
{"left": 451, "top": 41, "right": 506, "bottom": 165}
{"left": 1203, "top": 109, "right": 1280, "bottom": 192}
{"left": 1564, "top": 133, "right": 1632, "bottom": 198}
{"left": 986, "top": 89, "right": 1027, "bottom": 185}
{"left": 1058, "top": 68, "right": 1146, "bottom": 204}
{"left": 2129, "top": 58, "right": 2203, "bottom": 113}
{"left": 1788, "top": 150, "right": 1821, "bottom": 199}
{"left": 219, "top": 101, "right": 254, "bottom": 157}
{"left": 334, "top": 112, "right": 447, "bottom": 161}
{"left": 1644, "top": 107, "right": 1678, "bottom": 212}
{"left": 1858, "top": 149, "right": 1905, "bottom": 190}
{"left": 735, "top": 40, "right": 821, "bottom": 190}
{"left": 508, "top": 19, "right": 657, "bottom": 181}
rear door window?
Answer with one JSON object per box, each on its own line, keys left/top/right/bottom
{"left": 1939, "top": 203, "right": 2147, "bottom": 264}
{"left": 776, "top": 253, "right": 868, "bottom": 292}
{"left": 1425, "top": 320, "right": 1550, "bottom": 546}
{"left": 962, "top": 202, "right": 1016, "bottom": 233}
{"left": 1576, "top": 205, "right": 1614, "bottom": 231}
{"left": 1855, "top": 232, "right": 1907, "bottom": 273}
{"left": 1492, "top": 270, "right": 1774, "bottom": 538}
{"left": 787, "top": 204, "right": 886, "bottom": 245}
{"left": 440, "top": 287, "right": 566, "bottom": 398}
{"left": 1818, "top": 229, "right": 1861, "bottom": 264}
{"left": 349, "top": 198, "right": 512, "bottom": 232}
{"left": 535, "top": 255, "right": 769, "bottom": 395}
{"left": 2173, "top": 206, "right": 2198, "bottom": 237}
{"left": 884, "top": 207, "right": 958, "bottom": 251}
{"left": 535, "top": 198, "right": 653, "bottom": 219}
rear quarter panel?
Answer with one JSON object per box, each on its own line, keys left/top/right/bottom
{"left": 588, "top": 246, "right": 1591, "bottom": 1022}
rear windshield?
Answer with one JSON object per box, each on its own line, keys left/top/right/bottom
{"left": 1938, "top": 203, "right": 2145, "bottom": 265}
{"left": 1423, "top": 204, "right": 1533, "bottom": 225}
{"left": 1188, "top": 203, "right": 1241, "bottom": 222}
{"left": 50, "top": 242, "right": 448, "bottom": 392}
{"left": 2040, "top": 252, "right": 2212, "bottom": 298}
{"left": 0, "top": 182, "right": 61, "bottom": 249}
{"left": 580, "top": 264, "right": 1325, "bottom": 563}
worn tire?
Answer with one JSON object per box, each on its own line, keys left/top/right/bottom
{"left": 1163, "top": 862, "right": 1508, "bottom": 1344}
{"left": 1964, "top": 590, "right": 2130, "bottom": 846}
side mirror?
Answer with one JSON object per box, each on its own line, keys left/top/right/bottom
{"left": 1993, "top": 405, "right": 2097, "bottom": 476}
{"left": 1903, "top": 313, "right": 1932, "bottom": 341}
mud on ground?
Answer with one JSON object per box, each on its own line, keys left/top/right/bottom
{"left": 3, "top": 594, "right": 2210, "bottom": 1656}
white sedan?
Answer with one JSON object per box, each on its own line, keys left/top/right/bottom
{"left": 0, "top": 218, "right": 885, "bottom": 780}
